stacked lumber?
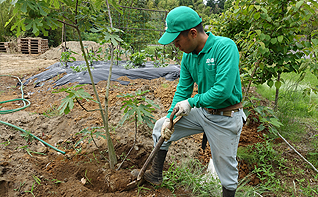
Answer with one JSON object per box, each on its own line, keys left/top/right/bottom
{"left": 0, "top": 42, "right": 10, "bottom": 53}
{"left": 17, "top": 38, "right": 49, "bottom": 54}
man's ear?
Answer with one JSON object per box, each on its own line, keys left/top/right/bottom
{"left": 189, "top": 28, "right": 197, "bottom": 39}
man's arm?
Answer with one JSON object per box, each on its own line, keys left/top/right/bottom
{"left": 166, "top": 58, "right": 194, "bottom": 118}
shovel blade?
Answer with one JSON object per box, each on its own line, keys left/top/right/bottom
{"left": 124, "top": 178, "right": 145, "bottom": 191}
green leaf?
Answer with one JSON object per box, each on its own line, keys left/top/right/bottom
{"left": 267, "top": 80, "right": 274, "bottom": 87}
{"left": 269, "top": 118, "right": 283, "bottom": 128}
{"left": 25, "top": 20, "right": 33, "bottom": 30}
{"left": 4, "top": 14, "right": 16, "bottom": 27}
{"left": 274, "top": 81, "right": 281, "bottom": 89}
{"left": 312, "top": 39, "right": 318, "bottom": 45}
{"left": 32, "top": 22, "right": 39, "bottom": 35}
{"left": 254, "top": 5, "right": 261, "bottom": 10}
{"left": 271, "top": 38, "right": 277, "bottom": 44}
{"left": 296, "top": 42, "right": 303, "bottom": 48}
{"left": 265, "top": 35, "right": 271, "bottom": 41}
{"left": 108, "top": 0, "right": 123, "bottom": 14}
{"left": 21, "top": 1, "right": 27, "bottom": 12}
{"left": 296, "top": 1, "right": 304, "bottom": 9}
{"left": 260, "top": 7, "right": 267, "bottom": 14}
{"left": 38, "top": 4, "right": 48, "bottom": 16}
{"left": 90, "top": 27, "right": 103, "bottom": 33}
{"left": 277, "top": 36, "right": 283, "bottom": 43}
{"left": 260, "top": 33, "right": 266, "bottom": 41}
{"left": 52, "top": 0, "right": 60, "bottom": 8}
{"left": 255, "top": 30, "right": 261, "bottom": 35}
{"left": 254, "top": 12, "right": 260, "bottom": 20}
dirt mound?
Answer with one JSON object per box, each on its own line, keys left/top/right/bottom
{"left": 38, "top": 41, "right": 105, "bottom": 61}
{"left": 0, "top": 55, "right": 268, "bottom": 196}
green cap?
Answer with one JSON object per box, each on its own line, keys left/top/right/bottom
{"left": 158, "top": 6, "right": 202, "bottom": 45}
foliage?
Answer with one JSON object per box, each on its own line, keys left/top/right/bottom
{"left": 60, "top": 49, "right": 77, "bottom": 67}
{"left": 0, "top": 0, "right": 16, "bottom": 42}
{"left": 151, "top": 51, "right": 170, "bottom": 68}
{"left": 16, "top": 145, "right": 46, "bottom": 157}
{"left": 70, "top": 63, "right": 88, "bottom": 72}
{"left": 4, "top": 0, "right": 125, "bottom": 169}
{"left": 111, "top": 6, "right": 160, "bottom": 51}
{"left": 75, "top": 127, "right": 106, "bottom": 148}
{"left": 117, "top": 90, "right": 159, "bottom": 128}
{"left": 162, "top": 44, "right": 183, "bottom": 64}
{"left": 20, "top": 130, "right": 34, "bottom": 143}
{"left": 52, "top": 84, "right": 96, "bottom": 115}
{"left": 24, "top": 182, "right": 36, "bottom": 197}
{"left": 129, "top": 51, "right": 147, "bottom": 66}
{"left": 237, "top": 141, "right": 287, "bottom": 190}
{"left": 159, "top": 159, "right": 222, "bottom": 196}
{"left": 243, "top": 96, "right": 283, "bottom": 134}
{"left": 210, "top": 0, "right": 318, "bottom": 108}
{"left": 206, "top": 0, "right": 226, "bottom": 14}
{"left": 252, "top": 141, "right": 287, "bottom": 188}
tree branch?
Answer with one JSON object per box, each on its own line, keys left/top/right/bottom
{"left": 56, "top": 19, "right": 77, "bottom": 29}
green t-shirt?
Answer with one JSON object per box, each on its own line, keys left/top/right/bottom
{"left": 167, "top": 32, "right": 242, "bottom": 118}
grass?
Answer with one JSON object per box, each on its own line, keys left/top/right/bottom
{"left": 250, "top": 70, "right": 318, "bottom": 195}
{"left": 159, "top": 159, "right": 222, "bottom": 197}
{"left": 161, "top": 158, "right": 272, "bottom": 197}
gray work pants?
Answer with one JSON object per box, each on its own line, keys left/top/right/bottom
{"left": 152, "top": 107, "right": 246, "bottom": 191}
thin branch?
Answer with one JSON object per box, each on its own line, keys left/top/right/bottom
{"left": 62, "top": 14, "right": 76, "bottom": 25}
{"left": 75, "top": 98, "right": 102, "bottom": 112}
{"left": 56, "top": 19, "right": 77, "bottom": 29}
{"left": 116, "top": 113, "right": 138, "bottom": 171}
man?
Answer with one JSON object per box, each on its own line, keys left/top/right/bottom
{"left": 139, "top": 6, "right": 246, "bottom": 197}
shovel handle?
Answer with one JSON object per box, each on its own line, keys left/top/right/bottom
{"left": 137, "top": 106, "right": 180, "bottom": 180}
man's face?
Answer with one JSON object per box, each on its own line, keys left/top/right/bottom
{"left": 173, "top": 31, "right": 196, "bottom": 54}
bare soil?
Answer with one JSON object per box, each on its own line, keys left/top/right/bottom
{"left": 0, "top": 42, "right": 316, "bottom": 197}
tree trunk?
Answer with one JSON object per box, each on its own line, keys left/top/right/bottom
{"left": 274, "top": 73, "right": 281, "bottom": 111}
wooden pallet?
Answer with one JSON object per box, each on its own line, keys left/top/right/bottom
{"left": 0, "top": 42, "right": 10, "bottom": 53}
{"left": 17, "top": 38, "right": 49, "bottom": 54}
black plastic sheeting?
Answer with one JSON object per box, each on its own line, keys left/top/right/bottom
{"left": 24, "top": 61, "right": 180, "bottom": 86}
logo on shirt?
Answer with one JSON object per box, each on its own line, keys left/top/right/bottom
{"left": 206, "top": 58, "right": 215, "bottom": 66}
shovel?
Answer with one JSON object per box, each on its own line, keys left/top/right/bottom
{"left": 125, "top": 107, "right": 181, "bottom": 190}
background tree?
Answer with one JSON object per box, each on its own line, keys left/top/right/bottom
{"left": 206, "top": 0, "right": 226, "bottom": 14}
{"left": 0, "top": 0, "right": 17, "bottom": 42}
{"left": 210, "top": 0, "right": 318, "bottom": 110}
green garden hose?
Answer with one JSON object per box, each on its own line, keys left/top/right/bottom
{"left": 0, "top": 75, "right": 65, "bottom": 154}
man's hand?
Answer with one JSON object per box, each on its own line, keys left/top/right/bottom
{"left": 161, "top": 118, "right": 173, "bottom": 140}
{"left": 174, "top": 100, "right": 191, "bottom": 116}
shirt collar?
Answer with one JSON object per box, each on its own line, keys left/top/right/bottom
{"left": 192, "top": 32, "right": 214, "bottom": 56}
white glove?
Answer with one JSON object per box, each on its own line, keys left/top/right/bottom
{"left": 161, "top": 118, "right": 173, "bottom": 140}
{"left": 174, "top": 100, "right": 191, "bottom": 116}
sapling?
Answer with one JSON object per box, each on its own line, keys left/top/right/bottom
{"left": 5, "top": 0, "right": 123, "bottom": 169}
{"left": 124, "top": 51, "right": 147, "bottom": 69}
{"left": 60, "top": 49, "right": 77, "bottom": 67}
{"left": 75, "top": 127, "right": 106, "bottom": 148}
{"left": 116, "top": 89, "right": 159, "bottom": 170}
{"left": 52, "top": 84, "right": 98, "bottom": 115}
